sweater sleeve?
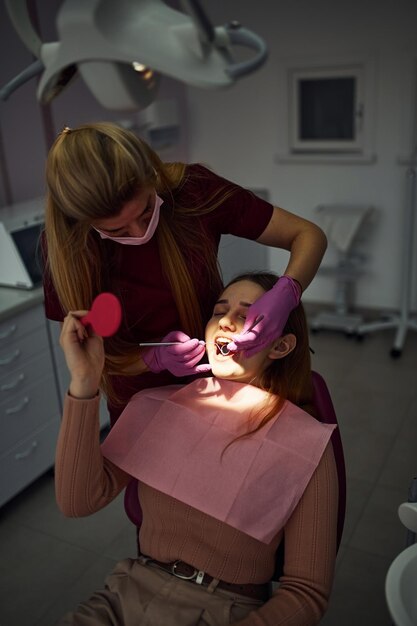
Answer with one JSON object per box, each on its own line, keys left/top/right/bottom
{"left": 236, "top": 443, "right": 339, "bottom": 626}
{"left": 55, "top": 393, "right": 131, "bottom": 517}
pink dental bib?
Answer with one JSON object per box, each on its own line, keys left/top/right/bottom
{"left": 101, "top": 377, "right": 335, "bottom": 543}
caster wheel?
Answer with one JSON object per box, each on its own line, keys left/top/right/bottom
{"left": 344, "top": 331, "right": 354, "bottom": 339}
{"left": 356, "top": 333, "right": 365, "bottom": 342}
{"left": 310, "top": 328, "right": 319, "bottom": 334}
{"left": 390, "top": 348, "right": 402, "bottom": 359}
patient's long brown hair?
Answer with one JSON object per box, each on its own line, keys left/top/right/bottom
{"left": 45, "top": 122, "right": 231, "bottom": 397}
{"left": 222, "top": 272, "right": 314, "bottom": 448}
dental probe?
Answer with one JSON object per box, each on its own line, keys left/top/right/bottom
{"left": 219, "top": 314, "right": 265, "bottom": 356}
{"left": 139, "top": 316, "right": 265, "bottom": 350}
{"left": 242, "top": 314, "right": 264, "bottom": 334}
{"left": 138, "top": 341, "right": 234, "bottom": 357}
{"left": 139, "top": 341, "right": 204, "bottom": 347}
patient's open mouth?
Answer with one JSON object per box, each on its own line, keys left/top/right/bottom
{"left": 215, "top": 337, "right": 232, "bottom": 356}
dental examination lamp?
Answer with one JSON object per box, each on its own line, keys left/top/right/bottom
{"left": 1, "top": 0, "right": 268, "bottom": 110}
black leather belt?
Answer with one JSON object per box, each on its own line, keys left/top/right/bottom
{"left": 143, "top": 557, "right": 270, "bottom": 602}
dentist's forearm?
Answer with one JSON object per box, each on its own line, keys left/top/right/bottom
{"left": 282, "top": 225, "right": 328, "bottom": 292}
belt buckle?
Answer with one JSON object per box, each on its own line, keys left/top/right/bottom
{"left": 171, "top": 560, "right": 198, "bottom": 581}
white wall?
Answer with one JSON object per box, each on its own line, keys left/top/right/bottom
{"left": 185, "top": 0, "right": 417, "bottom": 312}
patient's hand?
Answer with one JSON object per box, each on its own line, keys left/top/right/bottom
{"left": 60, "top": 312, "right": 104, "bottom": 399}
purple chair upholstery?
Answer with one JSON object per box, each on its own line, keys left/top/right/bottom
{"left": 311, "top": 370, "right": 346, "bottom": 549}
{"left": 124, "top": 475, "right": 143, "bottom": 528}
{"left": 124, "top": 370, "right": 346, "bottom": 559}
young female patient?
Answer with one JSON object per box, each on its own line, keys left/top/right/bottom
{"left": 55, "top": 272, "right": 339, "bottom": 626}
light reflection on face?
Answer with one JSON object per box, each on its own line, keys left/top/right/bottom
{"left": 92, "top": 187, "right": 156, "bottom": 238}
{"left": 205, "top": 280, "right": 274, "bottom": 385}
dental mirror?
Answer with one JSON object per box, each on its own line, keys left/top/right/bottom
{"left": 216, "top": 315, "right": 265, "bottom": 356}
{"left": 81, "top": 292, "right": 122, "bottom": 337}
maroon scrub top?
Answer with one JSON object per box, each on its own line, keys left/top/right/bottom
{"left": 43, "top": 164, "right": 274, "bottom": 423}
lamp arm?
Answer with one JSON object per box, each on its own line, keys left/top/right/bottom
{"left": 223, "top": 24, "right": 268, "bottom": 79}
{"left": 5, "top": 0, "right": 43, "bottom": 57}
{"left": 0, "top": 60, "right": 44, "bottom": 102}
{"left": 180, "top": 0, "right": 215, "bottom": 45}
{"left": 180, "top": 1, "right": 268, "bottom": 78}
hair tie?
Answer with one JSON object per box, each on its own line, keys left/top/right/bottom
{"left": 60, "top": 126, "right": 72, "bottom": 136}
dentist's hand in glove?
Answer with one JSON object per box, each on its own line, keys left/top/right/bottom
{"left": 227, "top": 276, "right": 301, "bottom": 358}
{"left": 143, "top": 331, "right": 212, "bottom": 376}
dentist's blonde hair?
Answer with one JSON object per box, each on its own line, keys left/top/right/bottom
{"left": 44, "top": 122, "right": 230, "bottom": 399}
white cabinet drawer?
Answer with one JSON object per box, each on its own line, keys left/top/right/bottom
{"left": 0, "top": 352, "right": 52, "bottom": 394}
{"left": 0, "top": 374, "right": 60, "bottom": 454}
{"left": 0, "top": 305, "right": 45, "bottom": 347}
{"left": 0, "top": 419, "right": 59, "bottom": 507}
{"left": 0, "top": 327, "right": 49, "bottom": 379}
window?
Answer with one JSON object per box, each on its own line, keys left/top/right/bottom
{"left": 290, "top": 66, "right": 363, "bottom": 153}
{"left": 277, "top": 55, "right": 376, "bottom": 163}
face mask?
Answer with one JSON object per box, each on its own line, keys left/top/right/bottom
{"left": 93, "top": 195, "right": 163, "bottom": 245}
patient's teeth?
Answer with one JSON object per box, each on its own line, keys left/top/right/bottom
{"left": 214, "top": 339, "right": 231, "bottom": 356}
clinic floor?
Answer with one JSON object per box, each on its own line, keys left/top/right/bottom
{"left": 1, "top": 316, "right": 417, "bottom": 626}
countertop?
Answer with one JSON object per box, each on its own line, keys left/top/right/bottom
{"left": 0, "top": 285, "right": 44, "bottom": 322}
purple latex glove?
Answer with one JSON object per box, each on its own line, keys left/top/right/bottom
{"left": 143, "top": 330, "right": 212, "bottom": 376}
{"left": 227, "top": 276, "right": 301, "bottom": 358}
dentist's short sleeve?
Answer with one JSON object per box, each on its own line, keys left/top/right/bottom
{"left": 188, "top": 164, "right": 274, "bottom": 241}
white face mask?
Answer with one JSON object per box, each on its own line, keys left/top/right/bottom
{"left": 93, "top": 195, "right": 163, "bottom": 245}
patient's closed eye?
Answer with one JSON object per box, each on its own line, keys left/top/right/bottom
{"left": 213, "top": 308, "right": 247, "bottom": 320}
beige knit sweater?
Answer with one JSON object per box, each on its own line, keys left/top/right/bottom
{"left": 55, "top": 393, "right": 339, "bottom": 626}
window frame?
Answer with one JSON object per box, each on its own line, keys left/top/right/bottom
{"left": 276, "top": 54, "right": 376, "bottom": 164}
{"left": 289, "top": 65, "right": 364, "bottom": 154}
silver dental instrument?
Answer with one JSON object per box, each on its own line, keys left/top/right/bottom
{"left": 139, "top": 315, "right": 265, "bottom": 352}
{"left": 217, "top": 314, "right": 265, "bottom": 356}
{"left": 139, "top": 342, "right": 186, "bottom": 347}
{"left": 139, "top": 341, "right": 217, "bottom": 347}
{"left": 243, "top": 314, "right": 264, "bottom": 334}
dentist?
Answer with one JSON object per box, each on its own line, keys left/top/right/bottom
{"left": 43, "top": 122, "right": 327, "bottom": 424}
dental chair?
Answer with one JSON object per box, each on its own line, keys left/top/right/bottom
{"left": 310, "top": 204, "right": 375, "bottom": 335}
{"left": 123, "top": 370, "right": 346, "bottom": 578}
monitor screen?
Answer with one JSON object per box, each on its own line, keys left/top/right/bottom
{"left": 11, "top": 223, "right": 44, "bottom": 287}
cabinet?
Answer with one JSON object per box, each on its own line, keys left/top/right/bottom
{"left": 0, "top": 304, "right": 60, "bottom": 507}
{"left": 0, "top": 292, "right": 111, "bottom": 508}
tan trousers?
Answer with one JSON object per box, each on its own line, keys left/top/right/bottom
{"left": 56, "top": 558, "right": 264, "bottom": 625}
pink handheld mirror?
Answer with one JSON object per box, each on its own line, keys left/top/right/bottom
{"left": 81, "top": 293, "right": 122, "bottom": 337}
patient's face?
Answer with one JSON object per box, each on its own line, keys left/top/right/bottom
{"left": 205, "top": 280, "right": 274, "bottom": 384}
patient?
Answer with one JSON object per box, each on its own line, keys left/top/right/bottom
{"left": 55, "top": 271, "right": 339, "bottom": 626}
